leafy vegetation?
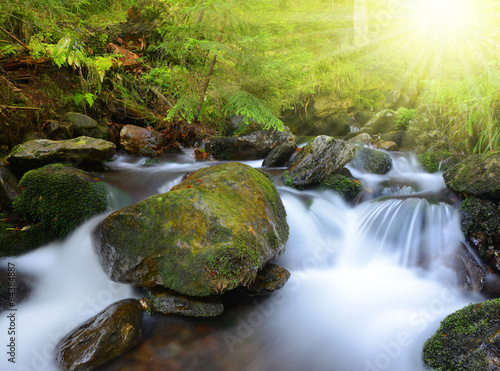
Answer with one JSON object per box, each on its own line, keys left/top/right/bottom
{"left": 1, "top": 0, "right": 500, "bottom": 153}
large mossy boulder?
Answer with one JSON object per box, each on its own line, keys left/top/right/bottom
{"left": 61, "top": 112, "right": 108, "bottom": 140}
{"left": 423, "top": 298, "right": 500, "bottom": 371}
{"left": 7, "top": 136, "right": 116, "bottom": 174}
{"left": 349, "top": 147, "right": 392, "bottom": 174}
{"left": 13, "top": 164, "right": 107, "bottom": 237}
{"left": 94, "top": 162, "right": 289, "bottom": 297}
{"left": 205, "top": 129, "right": 296, "bottom": 161}
{"left": 443, "top": 153, "right": 500, "bottom": 202}
{"left": 284, "top": 135, "right": 356, "bottom": 188}
{"left": 363, "top": 109, "right": 398, "bottom": 134}
{"left": 56, "top": 299, "right": 143, "bottom": 370}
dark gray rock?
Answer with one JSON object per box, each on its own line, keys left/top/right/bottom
{"left": 262, "top": 143, "right": 297, "bottom": 167}
{"left": 61, "top": 112, "right": 108, "bottom": 140}
{"left": 285, "top": 135, "right": 356, "bottom": 188}
{"left": 349, "top": 147, "right": 393, "bottom": 174}
{"left": 147, "top": 287, "right": 224, "bottom": 317}
{"left": 205, "top": 129, "right": 296, "bottom": 161}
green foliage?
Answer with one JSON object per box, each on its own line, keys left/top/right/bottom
{"left": 224, "top": 92, "right": 284, "bottom": 131}
{"left": 395, "top": 107, "right": 416, "bottom": 130}
{"left": 320, "top": 174, "right": 362, "bottom": 202}
{"left": 13, "top": 164, "right": 107, "bottom": 237}
{"left": 417, "top": 150, "right": 452, "bottom": 173}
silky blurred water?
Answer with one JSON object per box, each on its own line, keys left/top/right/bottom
{"left": 0, "top": 151, "right": 483, "bottom": 371}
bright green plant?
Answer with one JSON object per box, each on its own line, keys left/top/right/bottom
{"left": 396, "top": 107, "right": 416, "bottom": 130}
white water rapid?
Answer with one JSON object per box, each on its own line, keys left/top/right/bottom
{"left": 0, "top": 150, "right": 483, "bottom": 371}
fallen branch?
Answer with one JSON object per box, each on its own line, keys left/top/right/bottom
{"left": 0, "top": 26, "right": 30, "bottom": 51}
{"left": 0, "top": 105, "right": 41, "bottom": 110}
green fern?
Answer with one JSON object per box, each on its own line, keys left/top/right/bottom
{"left": 224, "top": 91, "right": 284, "bottom": 131}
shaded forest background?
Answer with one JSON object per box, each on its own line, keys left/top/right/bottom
{"left": 1, "top": 0, "right": 499, "bottom": 154}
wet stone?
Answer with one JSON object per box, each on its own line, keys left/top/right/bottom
{"left": 56, "top": 299, "right": 143, "bottom": 371}
{"left": 147, "top": 287, "right": 224, "bottom": 317}
{"left": 236, "top": 263, "right": 291, "bottom": 296}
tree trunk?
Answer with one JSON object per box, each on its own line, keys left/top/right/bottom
{"left": 354, "top": 0, "right": 369, "bottom": 45}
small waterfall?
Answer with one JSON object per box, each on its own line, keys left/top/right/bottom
{"left": 0, "top": 151, "right": 484, "bottom": 371}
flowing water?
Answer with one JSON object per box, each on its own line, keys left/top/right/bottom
{"left": 0, "top": 150, "right": 483, "bottom": 371}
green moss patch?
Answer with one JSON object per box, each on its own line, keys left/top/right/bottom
{"left": 13, "top": 164, "right": 107, "bottom": 237}
{"left": 423, "top": 299, "right": 500, "bottom": 371}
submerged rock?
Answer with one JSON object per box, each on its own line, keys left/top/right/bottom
{"left": 205, "top": 129, "right": 296, "bottom": 161}
{"left": 443, "top": 153, "right": 500, "bottom": 201}
{"left": 423, "top": 298, "right": 500, "bottom": 371}
{"left": 7, "top": 136, "right": 116, "bottom": 174}
{"left": 147, "top": 287, "right": 224, "bottom": 317}
{"left": 94, "top": 162, "right": 289, "bottom": 297}
{"left": 56, "top": 299, "right": 143, "bottom": 371}
{"left": 12, "top": 164, "right": 107, "bottom": 237}
{"left": 285, "top": 135, "right": 356, "bottom": 188}
{"left": 349, "top": 147, "right": 392, "bottom": 175}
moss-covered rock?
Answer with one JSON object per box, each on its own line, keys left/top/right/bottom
{"left": 416, "top": 150, "right": 453, "bottom": 173}
{"left": 7, "top": 136, "right": 116, "bottom": 174}
{"left": 56, "top": 299, "right": 143, "bottom": 370}
{"left": 320, "top": 174, "right": 363, "bottom": 201}
{"left": 423, "top": 298, "right": 500, "bottom": 371}
{"left": 461, "top": 197, "right": 500, "bottom": 272}
{"left": 0, "top": 214, "right": 54, "bottom": 256}
{"left": 349, "top": 147, "right": 393, "bottom": 174}
{"left": 363, "top": 109, "right": 398, "bottom": 134}
{"left": 12, "top": 164, "right": 107, "bottom": 237}
{"left": 443, "top": 153, "right": 500, "bottom": 201}
{"left": 61, "top": 112, "right": 108, "bottom": 140}
{"left": 147, "top": 287, "right": 224, "bottom": 317}
{"left": 94, "top": 162, "right": 289, "bottom": 297}
{"left": 286, "top": 135, "right": 356, "bottom": 188}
